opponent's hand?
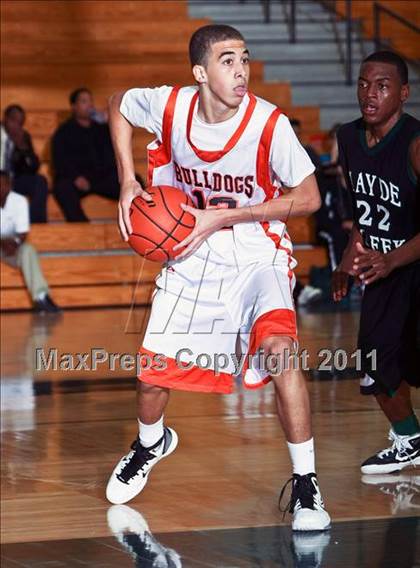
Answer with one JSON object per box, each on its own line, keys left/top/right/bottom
{"left": 118, "top": 179, "right": 152, "bottom": 241}
{"left": 332, "top": 269, "right": 350, "bottom": 302}
{"left": 173, "top": 203, "right": 229, "bottom": 260}
{"left": 332, "top": 247, "right": 358, "bottom": 302}
{"left": 352, "top": 242, "right": 394, "bottom": 285}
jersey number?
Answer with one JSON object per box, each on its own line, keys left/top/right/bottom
{"left": 356, "top": 200, "right": 390, "bottom": 232}
{"left": 192, "top": 189, "right": 238, "bottom": 210}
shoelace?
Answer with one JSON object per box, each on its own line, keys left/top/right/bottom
{"left": 378, "top": 430, "right": 417, "bottom": 468}
{"left": 278, "top": 475, "right": 317, "bottom": 517}
{"left": 117, "top": 437, "right": 163, "bottom": 483}
{"left": 278, "top": 477, "right": 294, "bottom": 518}
{"left": 377, "top": 431, "right": 398, "bottom": 458}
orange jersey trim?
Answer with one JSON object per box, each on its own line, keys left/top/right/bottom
{"left": 186, "top": 91, "right": 257, "bottom": 162}
{"left": 261, "top": 221, "right": 294, "bottom": 292}
{"left": 256, "top": 107, "right": 283, "bottom": 199}
{"left": 147, "top": 85, "right": 180, "bottom": 185}
{"left": 138, "top": 347, "right": 233, "bottom": 394}
{"left": 261, "top": 221, "right": 292, "bottom": 254}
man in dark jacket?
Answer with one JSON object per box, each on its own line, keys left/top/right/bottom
{"left": 51, "top": 88, "right": 122, "bottom": 222}
{"left": 2, "top": 105, "right": 49, "bottom": 223}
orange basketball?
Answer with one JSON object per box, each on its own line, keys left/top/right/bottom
{"left": 128, "top": 185, "right": 196, "bottom": 262}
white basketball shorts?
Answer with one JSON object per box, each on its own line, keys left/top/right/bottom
{"left": 138, "top": 246, "right": 298, "bottom": 394}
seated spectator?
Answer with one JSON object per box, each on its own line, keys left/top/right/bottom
{"left": 52, "top": 87, "right": 131, "bottom": 222}
{"left": 1, "top": 105, "right": 48, "bottom": 223}
{"left": 0, "top": 171, "right": 60, "bottom": 313}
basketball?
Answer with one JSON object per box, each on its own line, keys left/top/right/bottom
{"left": 128, "top": 185, "right": 196, "bottom": 262}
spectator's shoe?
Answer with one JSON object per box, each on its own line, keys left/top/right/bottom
{"left": 297, "top": 285, "right": 323, "bottom": 307}
{"left": 106, "top": 427, "right": 178, "bottom": 505}
{"left": 279, "top": 473, "right": 331, "bottom": 531}
{"left": 361, "top": 430, "right": 420, "bottom": 474}
{"left": 362, "top": 474, "right": 420, "bottom": 515}
{"left": 292, "top": 531, "right": 331, "bottom": 568}
{"left": 33, "top": 295, "right": 62, "bottom": 314}
{"left": 107, "top": 504, "right": 182, "bottom": 567}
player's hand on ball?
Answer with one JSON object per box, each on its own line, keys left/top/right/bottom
{"left": 118, "top": 179, "right": 152, "bottom": 241}
{"left": 173, "top": 203, "right": 229, "bottom": 260}
{"left": 352, "top": 242, "right": 394, "bottom": 285}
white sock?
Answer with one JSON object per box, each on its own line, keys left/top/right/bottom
{"left": 287, "top": 438, "right": 315, "bottom": 476}
{"left": 36, "top": 291, "right": 47, "bottom": 301}
{"left": 138, "top": 416, "right": 164, "bottom": 448}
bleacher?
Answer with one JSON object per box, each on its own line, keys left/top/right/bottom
{"left": 0, "top": 0, "right": 328, "bottom": 310}
{"left": 334, "top": 1, "right": 419, "bottom": 61}
{"left": 1, "top": 213, "right": 327, "bottom": 309}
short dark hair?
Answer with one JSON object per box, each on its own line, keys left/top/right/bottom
{"left": 4, "top": 104, "right": 25, "bottom": 118}
{"left": 189, "top": 24, "right": 245, "bottom": 67}
{"left": 69, "top": 87, "right": 92, "bottom": 105}
{"left": 362, "top": 50, "right": 408, "bottom": 84}
{"left": 290, "top": 118, "right": 301, "bottom": 128}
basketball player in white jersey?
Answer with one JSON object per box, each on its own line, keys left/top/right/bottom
{"left": 106, "top": 24, "right": 330, "bottom": 532}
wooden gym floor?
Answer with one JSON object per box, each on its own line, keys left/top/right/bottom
{"left": 1, "top": 304, "right": 419, "bottom": 567}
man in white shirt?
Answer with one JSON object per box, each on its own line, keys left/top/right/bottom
{"left": 0, "top": 171, "right": 60, "bottom": 313}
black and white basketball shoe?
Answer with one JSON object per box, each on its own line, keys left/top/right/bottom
{"left": 106, "top": 427, "right": 178, "bottom": 504}
{"left": 279, "top": 473, "right": 331, "bottom": 531}
{"left": 361, "top": 429, "right": 420, "bottom": 474}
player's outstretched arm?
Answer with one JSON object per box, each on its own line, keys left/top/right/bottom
{"left": 109, "top": 91, "right": 151, "bottom": 241}
{"left": 213, "top": 172, "right": 321, "bottom": 225}
{"left": 241, "top": 173, "right": 322, "bottom": 221}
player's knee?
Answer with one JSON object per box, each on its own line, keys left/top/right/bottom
{"left": 137, "top": 380, "right": 166, "bottom": 396}
{"left": 260, "top": 335, "right": 297, "bottom": 376}
{"left": 262, "top": 335, "right": 295, "bottom": 356}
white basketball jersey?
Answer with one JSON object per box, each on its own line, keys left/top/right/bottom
{"left": 122, "top": 85, "right": 314, "bottom": 265}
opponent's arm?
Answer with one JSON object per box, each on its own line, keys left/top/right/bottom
{"left": 174, "top": 173, "right": 321, "bottom": 259}
{"left": 109, "top": 91, "right": 151, "bottom": 240}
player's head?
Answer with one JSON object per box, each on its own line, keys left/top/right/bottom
{"left": 69, "top": 87, "right": 94, "bottom": 120}
{"left": 358, "top": 51, "right": 409, "bottom": 126}
{"left": 189, "top": 24, "right": 249, "bottom": 107}
{"left": 0, "top": 170, "right": 11, "bottom": 202}
{"left": 3, "top": 104, "right": 25, "bottom": 133}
